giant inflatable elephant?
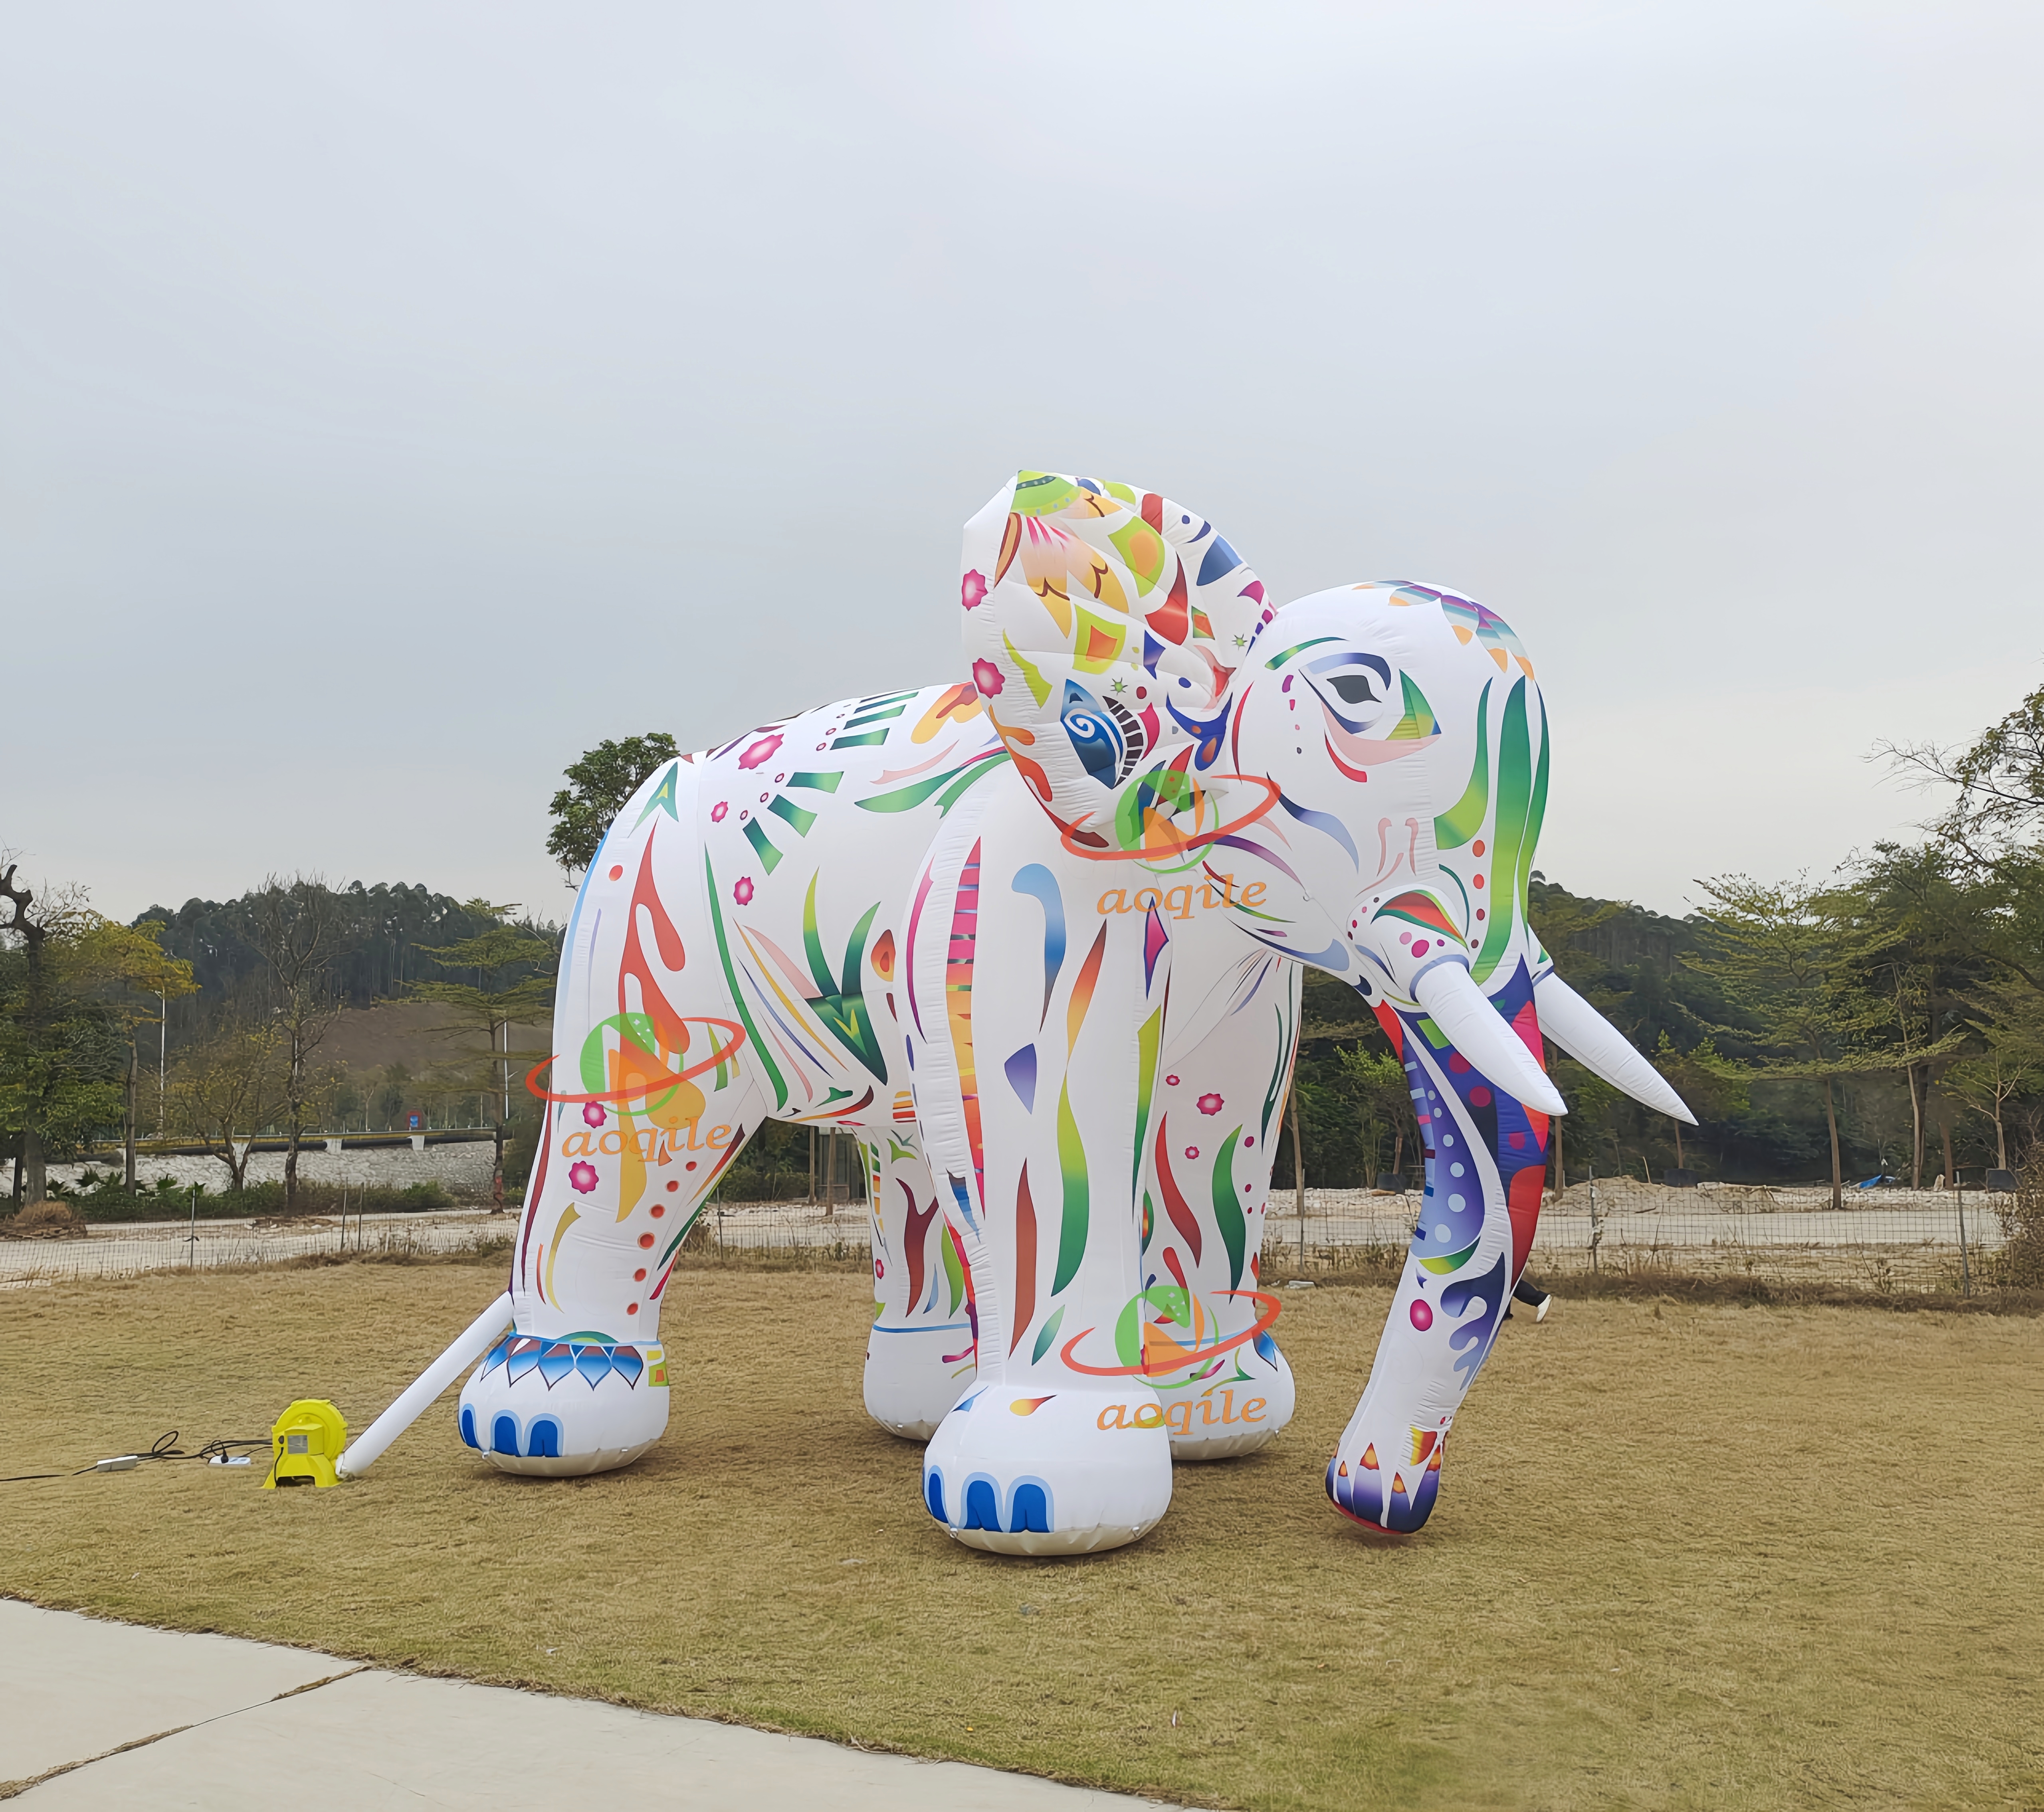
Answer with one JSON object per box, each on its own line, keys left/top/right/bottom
{"left": 444, "top": 470, "right": 1691, "bottom": 1554}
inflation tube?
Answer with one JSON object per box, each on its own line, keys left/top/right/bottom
{"left": 1533, "top": 971, "right": 1697, "bottom": 1124}
{"left": 336, "top": 1291, "right": 514, "bottom": 1479}
{"left": 1411, "top": 960, "right": 1569, "bottom": 1118}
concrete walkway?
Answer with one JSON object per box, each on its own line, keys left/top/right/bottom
{"left": 0, "top": 1602, "right": 1175, "bottom": 1809}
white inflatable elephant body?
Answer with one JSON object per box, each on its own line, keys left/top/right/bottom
{"left": 457, "top": 470, "right": 1690, "bottom": 1554}
{"left": 458, "top": 673, "right": 1302, "bottom": 1502}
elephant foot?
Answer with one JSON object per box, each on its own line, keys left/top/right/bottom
{"left": 1165, "top": 1346, "right": 1297, "bottom": 1462}
{"left": 864, "top": 1323, "right": 976, "bottom": 1442}
{"left": 458, "top": 1330, "right": 671, "bottom": 1477}
{"left": 1325, "top": 1418, "right": 1446, "bottom": 1533}
{"left": 922, "top": 1383, "right": 1172, "bottom": 1556}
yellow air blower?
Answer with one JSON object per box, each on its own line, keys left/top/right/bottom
{"left": 265, "top": 1400, "right": 348, "bottom": 1488}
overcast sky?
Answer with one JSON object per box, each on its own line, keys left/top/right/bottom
{"left": 5, "top": 3, "right": 2039, "bottom": 924}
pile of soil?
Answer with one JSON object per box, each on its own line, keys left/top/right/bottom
{"left": 1551, "top": 1179, "right": 1781, "bottom": 1215}
{"left": 0, "top": 1199, "right": 91, "bottom": 1239}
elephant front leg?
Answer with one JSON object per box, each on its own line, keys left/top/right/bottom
{"left": 906, "top": 800, "right": 1174, "bottom": 1555}
{"left": 862, "top": 1128, "right": 977, "bottom": 1440}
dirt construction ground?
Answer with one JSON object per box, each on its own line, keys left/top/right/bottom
{"left": 2, "top": 1262, "right": 2039, "bottom": 1811}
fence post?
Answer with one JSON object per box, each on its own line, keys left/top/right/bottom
{"left": 187, "top": 1185, "right": 197, "bottom": 1269}
{"left": 1289, "top": 1088, "right": 1306, "bottom": 1272}
{"left": 1588, "top": 1161, "right": 1600, "bottom": 1276}
{"left": 1956, "top": 1181, "right": 1971, "bottom": 1298}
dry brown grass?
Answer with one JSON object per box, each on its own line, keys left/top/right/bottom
{"left": 2, "top": 1267, "right": 2040, "bottom": 1810}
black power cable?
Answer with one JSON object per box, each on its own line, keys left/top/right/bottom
{"left": 2, "top": 1430, "right": 271, "bottom": 1483}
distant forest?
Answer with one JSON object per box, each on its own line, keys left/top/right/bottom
{"left": 136, "top": 884, "right": 561, "bottom": 1051}
{"left": 1271, "top": 848, "right": 2043, "bottom": 1194}
{"left": 120, "top": 862, "right": 2044, "bottom": 1193}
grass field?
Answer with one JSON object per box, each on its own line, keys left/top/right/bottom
{"left": 2, "top": 1262, "right": 2039, "bottom": 1810}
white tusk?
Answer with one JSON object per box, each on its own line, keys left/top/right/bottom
{"left": 1412, "top": 961, "right": 1569, "bottom": 1118}
{"left": 1534, "top": 971, "right": 1697, "bottom": 1124}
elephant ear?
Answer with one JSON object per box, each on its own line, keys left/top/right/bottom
{"left": 959, "top": 471, "right": 1270, "bottom": 853}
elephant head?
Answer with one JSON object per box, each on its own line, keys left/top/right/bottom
{"left": 960, "top": 472, "right": 1690, "bottom": 1128}
{"left": 959, "top": 469, "right": 1270, "bottom": 852}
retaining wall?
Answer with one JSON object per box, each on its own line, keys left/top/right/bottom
{"left": 47, "top": 1142, "right": 499, "bottom": 1198}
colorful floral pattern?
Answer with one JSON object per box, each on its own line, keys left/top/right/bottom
{"left": 958, "top": 473, "right": 1270, "bottom": 858}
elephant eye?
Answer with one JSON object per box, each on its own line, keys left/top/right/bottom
{"left": 1327, "top": 674, "right": 1379, "bottom": 705}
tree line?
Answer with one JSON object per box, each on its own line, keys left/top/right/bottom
{"left": 137, "top": 882, "right": 547, "bottom": 1044}
{"left": 1279, "top": 681, "right": 2044, "bottom": 1205}
{"left": 2, "top": 870, "right": 559, "bottom": 1213}
{"left": 10, "top": 675, "right": 2040, "bottom": 1217}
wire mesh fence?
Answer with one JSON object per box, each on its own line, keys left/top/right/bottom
{"left": 0, "top": 1211, "right": 511, "bottom": 1286}
{"left": 0, "top": 1204, "right": 863, "bottom": 1286}
{"left": 690, "top": 1184, "right": 2027, "bottom": 1298}
{"left": 689, "top": 1202, "right": 875, "bottom": 1264}
{"left": 1265, "top": 1180, "right": 2021, "bottom": 1296}
{"left": 5, "top": 1185, "right": 2029, "bottom": 1299}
